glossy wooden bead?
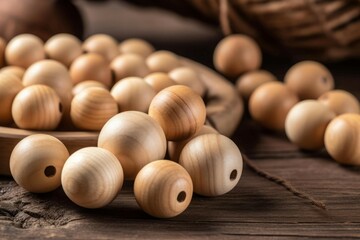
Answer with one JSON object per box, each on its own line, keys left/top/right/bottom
{"left": 98, "top": 111, "right": 167, "bottom": 180}
{"left": 61, "top": 147, "right": 124, "bottom": 208}
{"left": 149, "top": 85, "right": 206, "bottom": 141}
{"left": 325, "top": 114, "right": 360, "bottom": 165}
{"left": 10, "top": 134, "right": 69, "bottom": 193}
{"left": 179, "top": 133, "right": 243, "bottom": 196}
{"left": 249, "top": 82, "right": 299, "bottom": 130}
{"left": 0, "top": 37, "right": 6, "bottom": 67}
{"left": 12, "top": 85, "right": 63, "bottom": 130}
{"left": 134, "top": 160, "right": 193, "bottom": 218}
{"left": 71, "top": 87, "right": 118, "bottom": 130}
{"left": 144, "top": 72, "right": 176, "bottom": 93}
{"left": 285, "top": 100, "right": 336, "bottom": 150}
{"left": 318, "top": 90, "right": 360, "bottom": 115}
{"left": 118, "top": 38, "right": 155, "bottom": 58}
{"left": 72, "top": 80, "right": 107, "bottom": 96}
{"left": 70, "top": 53, "right": 112, "bottom": 87}
{"left": 284, "top": 61, "right": 334, "bottom": 99}
{"left": 45, "top": 33, "right": 83, "bottom": 67}
{"left": 110, "top": 77, "right": 156, "bottom": 113}
{"left": 5, "top": 34, "right": 45, "bottom": 68}
{"left": 169, "top": 67, "right": 206, "bottom": 97}
{"left": 146, "top": 50, "right": 182, "bottom": 73}
{"left": 83, "top": 34, "right": 119, "bottom": 62}
{"left": 0, "top": 66, "right": 25, "bottom": 79}
{"left": 110, "top": 53, "right": 149, "bottom": 81}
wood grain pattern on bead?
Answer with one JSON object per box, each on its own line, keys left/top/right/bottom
{"left": 0, "top": 66, "right": 25, "bottom": 79}
{"left": 110, "top": 53, "right": 149, "bottom": 82}
{"left": 72, "top": 80, "right": 108, "bottom": 96}
{"left": 83, "top": 34, "right": 119, "bottom": 62}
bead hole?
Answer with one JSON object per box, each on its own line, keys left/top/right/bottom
{"left": 230, "top": 169, "right": 237, "bottom": 181}
{"left": 44, "top": 166, "right": 56, "bottom": 177}
{"left": 59, "top": 103, "right": 63, "bottom": 113}
{"left": 177, "top": 191, "right": 186, "bottom": 203}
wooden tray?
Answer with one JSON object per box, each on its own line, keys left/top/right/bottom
{"left": 0, "top": 58, "right": 244, "bottom": 176}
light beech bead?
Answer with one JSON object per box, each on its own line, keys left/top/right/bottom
{"left": 61, "top": 147, "right": 124, "bottom": 208}
{"left": 12, "top": 85, "right": 63, "bottom": 130}
{"left": 110, "top": 53, "right": 149, "bottom": 82}
{"left": 98, "top": 111, "right": 167, "bottom": 180}
{"left": 144, "top": 72, "right": 176, "bottom": 93}
{"left": 149, "top": 85, "right": 206, "bottom": 141}
{"left": 5, "top": 34, "right": 45, "bottom": 68}
{"left": 45, "top": 33, "right": 83, "bottom": 67}
{"left": 169, "top": 67, "right": 206, "bottom": 97}
{"left": 118, "top": 38, "right": 155, "bottom": 58}
{"left": 146, "top": 50, "right": 182, "bottom": 73}
{"left": 318, "top": 90, "right": 360, "bottom": 115}
{"left": 168, "top": 125, "right": 218, "bottom": 162}
{"left": 285, "top": 100, "right": 336, "bottom": 150}
{"left": 0, "top": 66, "right": 25, "bottom": 79}
{"left": 134, "top": 160, "right": 193, "bottom": 218}
{"left": 179, "top": 134, "right": 243, "bottom": 196}
{"left": 236, "top": 70, "right": 277, "bottom": 100}
{"left": 110, "top": 77, "right": 156, "bottom": 113}
{"left": 284, "top": 61, "right": 334, "bottom": 99}
{"left": 83, "top": 34, "right": 119, "bottom": 62}
{"left": 213, "top": 34, "right": 262, "bottom": 77}
{"left": 71, "top": 88, "right": 118, "bottom": 130}
{"left": 325, "top": 114, "right": 360, "bottom": 165}
{"left": 0, "top": 37, "right": 6, "bottom": 67}
{"left": 0, "top": 73, "right": 24, "bottom": 125}
{"left": 10, "top": 134, "right": 69, "bottom": 193}
{"left": 249, "top": 82, "right": 299, "bottom": 130}
{"left": 72, "top": 80, "right": 107, "bottom": 96}
{"left": 70, "top": 53, "right": 112, "bottom": 87}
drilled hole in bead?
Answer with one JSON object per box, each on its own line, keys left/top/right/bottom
{"left": 230, "top": 169, "right": 237, "bottom": 181}
{"left": 59, "top": 103, "right": 63, "bottom": 113}
{"left": 44, "top": 166, "right": 56, "bottom": 177}
{"left": 177, "top": 191, "right": 186, "bottom": 203}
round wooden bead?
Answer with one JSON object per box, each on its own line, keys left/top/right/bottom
{"left": 61, "top": 147, "right": 124, "bottom": 208}
{"left": 83, "top": 34, "right": 119, "bottom": 62}
{"left": 0, "top": 37, "right": 6, "bottom": 67}
{"left": 134, "top": 160, "right": 193, "bottom": 218}
{"left": 0, "top": 66, "right": 25, "bottom": 79}
{"left": 144, "top": 72, "right": 176, "bottom": 93}
{"left": 169, "top": 67, "right": 206, "bottom": 97}
{"left": 98, "top": 111, "right": 167, "bottom": 180}
{"left": 70, "top": 53, "right": 112, "bottom": 87}
{"left": 110, "top": 53, "right": 149, "bottom": 82}
{"left": 318, "top": 90, "right": 360, "bottom": 115}
{"left": 179, "top": 133, "right": 243, "bottom": 196}
{"left": 5, "top": 34, "right": 45, "bottom": 68}
{"left": 0, "top": 73, "right": 24, "bottom": 125}
{"left": 213, "top": 34, "right": 262, "bottom": 77}
{"left": 45, "top": 33, "right": 83, "bottom": 67}
{"left": 10, "top": 134, "right": 69, "bottom": 193}
{"left": 285, "top": 100, "right": 336, "bottom": 150}
{"left": 249, "top": 82, "right": 299, "bottom": 130}
{"left": 325, "top": 114, "right": 360, "bottom": 165}
{"left": 149, "top": 85, "right": 206, "bottom": 141}
{"left": 284, "top": 61, "right": 334, "bottom": 99}
{"left": 12, "top": 85, "right": 63, "bottom": 130}
{"left": 146, "top": 50, "right": 182, "bottom": 73}
{"left": 71, "top": 87, "right": 118, "bottom": 131}
{"left": 118, "top": 38, "right": 155, "bottom": 58}
{"left": 72, "top": 80, "right": 108, "bottom": 96}
{"left": 110, "top": 77, "right": 156, "bottom": 113}
{"left": 236, "top": 70, "right": 277, "bottom": 100}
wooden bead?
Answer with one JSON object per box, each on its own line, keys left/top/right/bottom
{"left": 61, "top": 147, "right": 124, "bottom": 208}
{"left": 213, "top": 34, "right": 262, "bottom": 77}
{"left": 284, "top": 61, "right": 334, "bottom": 99}
{"left": 72, "top": 80, "right": 108, "bottom": 96}
{"left": 5, "top": 34, "right": 45, "bottom": 68}
{"left": 249, "top": 82, "right": 299, "bottom": 130}
{"left": 0, "top": 66, "right": 25, "bottom": 79}
{"left": 110, "top": 53, "right": 149, "bottom": 82}
{"left": 0, "top": 73, "right": 24, "bottom": 125}
{"left": 236, "top": 70, "right": 277, "bottom": 100}
{"left": 179, "top": 133, "right": 243, "bottom": 196}
{"left": 110, "top": 77, "right": 156, "bottom": 113}
{"left": 134, "top": 160, "right": 193, "bottom": 218}
{"left": 10, "top": 134, "right": 69, "bottom": 193}
{"left": 70, "top": 53, "right": 112, "bottom": 87}
{"left": 149, "top": 85, "right": 206, "bottom": 141}
{"left": 83, "top": 34, "right": 119, "bottom": 62}
{"left": 169, "top": 67, "right": 206, "bottom": 97}
{"left": 118, "top": 38, "right": 155, "bottom": 58}
{"left": 144, "top": 72, "right": 176, "bottom": 93}
{"left": 45, "top": 33, "right": 83, "bottom": 67}
{"left": 146, "top": 50, "right": 182, "bottom": 73}
{"left": 325, "top": 114, "right": 360, "bottom": 165}
{"left": 98, "top": 111, "right": 167, "bottom": 180}
{"left": 318, "top": 90, "right": 360, "bottom": 115}
{"left": 12, "top": 85, "right": 63, "bottom": 130}
{"left": 71, "top": 88, "right": 118, "bottom": 131}
{"left": 0, "top": 37, "right": 6, "bottom": 67}
{"left": 285, "top": 100, "right": 336, "bottom": 150}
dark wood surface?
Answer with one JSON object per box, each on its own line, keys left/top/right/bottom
{"left": 1, "top": 1, "right": 360, "bottom": 239}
